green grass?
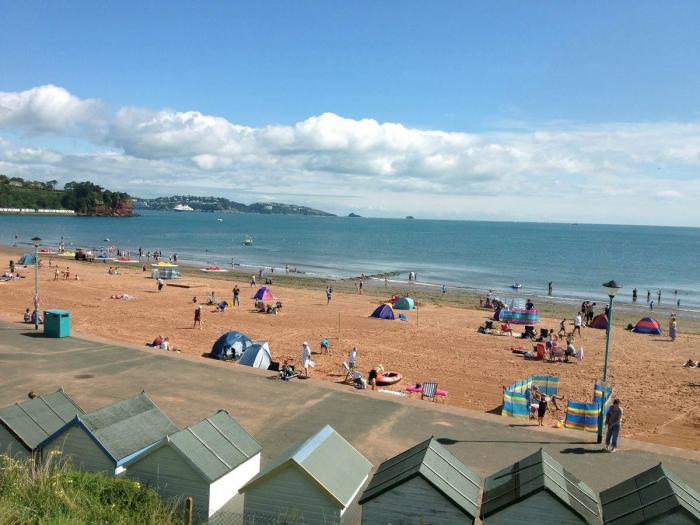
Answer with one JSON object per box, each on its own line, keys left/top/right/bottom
{"left": 0, "top": 454, "right": 182, "bottom": 525}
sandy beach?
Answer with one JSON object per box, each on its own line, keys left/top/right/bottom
{"left": 1, "top": 247, "right": 698, "bottom": 451}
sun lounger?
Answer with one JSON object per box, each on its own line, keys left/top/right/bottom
{"left": 405, "top": 383, "right": 448, "bottom": 402}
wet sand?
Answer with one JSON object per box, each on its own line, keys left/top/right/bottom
{"left": 1, "top": 247, "right": 698, "bottom": 450}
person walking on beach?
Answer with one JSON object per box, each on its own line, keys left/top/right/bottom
{"left": 677, "top": 298, "right": 681, "bottom": 308}
{"left": 548, "top": 281, "right": 553, "bottom": 296}
{"left": 64, "top": 267, "right": 70, "bottom": 280}
{"left": 193, "top": 305, "right": 203, "bottom": 329}
{"left": 359, "top": 279, "right": 363, "bottom": 294}
{"left": 650, "top": 300, "right": 654, "bottom": 311}
{"left": 250, "top": 275, "right": 256, "bottom": 286}
{"left": 232, "top": 285, "right": 240, "bottom": 306}
{"left": 53, "top": 267, "right": 60, "bottom": 281}
{"left": 157, "top": 278, "right": 165, "bottom": 292}
{"left": 646, "top": 290, "right": 651, "bottom": 303}
{"left": 604, "top": 399, "right": 623, "bottom": 452}
{"left": 326, "top": 286, "right": 333, "bottom": 304}
{"left": 558, "top": 318, "right": 566, "bottom": 336}
{"left": 632, "top": 288, "right": 638, "bottom": 302}
{"left": 384, "top": 276, "right": 388, "bottom": 288}
{"left": 301, "top": 342, "right": 312, "bottom": 377}
{"left": 657, "top": 290, "right": 662, "bottom": 304}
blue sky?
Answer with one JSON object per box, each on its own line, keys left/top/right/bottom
{"left": 1, "top": 1, "right": 699, "bottom": 224}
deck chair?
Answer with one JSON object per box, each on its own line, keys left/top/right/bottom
{"left": 342, "top": 362, "right": 355, "bottom": 383}
{"left": 421, "top": 382, "right": 439, "bottom": 402}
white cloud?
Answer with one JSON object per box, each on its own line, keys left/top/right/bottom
{"left": 1, "top": 85, "right": 700, "bottom": 224}
{"left": 0, "top": 85, "right": 106, "bottom": 135}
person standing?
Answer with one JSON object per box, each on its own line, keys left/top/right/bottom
{"left": 348, "top": 347, "right": 357, "bottom": 370}
{"left": 657, "top": 290, "right": 662, "bottom": 304}
{"left": 326, "top": 285, "right": 333, "bottom": 304}
{"left": 632, "top": 288, "right": 637, "bottom": 302}
{"left": 646, "top": 290, "right": 651, "bottom": 303}
{"left": 605, "top": 399, "right": 623, "bottom": 452}
{"left": 359, "top": 280, "right": 363, "bottom": 295}
{"left": 232, "top": 285, "right": 240, "bottom": 306}
{"left": 193, "top": 305, "right": 203, "bottom": 329}
{"left": 548, "top": 281, "right": 553, "bottom": 296}
{"left": 669, "top": 315, "right": 678, "bottom": 342}
{"left": 677, "top": 298, "right": 681, "bottom": 308}
{"left": 572, "top": 312, "right": 582, "bottom": 336}
{"left": 301, "top": 342, "right": 312, "bottom": 377}
{"left": 650, "top": 300, "right": 655, "bottom": 311}
{"left": 250, "top": 275, "right": 256, "bottom": 286}
{"left": 157, "top": 278, "right": 165, "bottom": 292}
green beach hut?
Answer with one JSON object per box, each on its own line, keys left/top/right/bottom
{"left": 600, "top": 463, "right": 700, "bottom": 524}
{"left": 125, "top": 410, "right": 262, "bottom": 520}
{"left": 359, "top": 437, "right": 481, "bottom": 524}
{"left": 40, "top": 392, "right": 178, "bottom": 475}
{"left": 240, "top": 425, "right": 372, "bottom": 524}
{"left": 481, "top": 449, "right": 603, "bottom": 524}
{"left": 0, "top": 389, "right": 84, "bottom": 460}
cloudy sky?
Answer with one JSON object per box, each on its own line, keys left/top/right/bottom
{"left": 1, "top": 2, "right": 699, "bottom": 225}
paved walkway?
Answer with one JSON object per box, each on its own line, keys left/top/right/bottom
{"left": 1, "top": 321, "right": 698, "bottom": 520}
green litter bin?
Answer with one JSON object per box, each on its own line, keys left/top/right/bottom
{"left": 44, "top": 310, "right": 71, "bottom": 338}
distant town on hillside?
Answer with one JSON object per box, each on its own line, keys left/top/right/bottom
{"left": 134, "top": 195, "right": 335, "bottom": 216}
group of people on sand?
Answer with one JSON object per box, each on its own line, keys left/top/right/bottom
{"left": 53, "top": 266, "right": 78, "bottom": 281}
{"left": 148, "top": 335, "right": 177, "bottom": 352}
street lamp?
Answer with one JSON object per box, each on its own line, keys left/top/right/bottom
{"left": 31, "top": 237, "right": 41, "bottom": 331}
{"left": 597, "top": 279, "right": 622, "bottom": 443}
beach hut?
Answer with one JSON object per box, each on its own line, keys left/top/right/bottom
{"left": 370, "top": 303, "right": 395, "bottom": 320}
{"left": 210, "top": 331, "right": 253, "bottom": 361}
{"left": 0, "top": 389, "right": 84, "bottom": 460}
{"left": 600, "top": 463, "right": 700, "bottom": 524}
{"left": 632, "top": 317, "right": 662, "bottom": 335}
{"left": 240, "top": 425, "right": 372, "bottom": 524}
{"left": 17, "top": 252, "right": 36, "bottom": 266}
{"left": 394, "top": 297, "right": 415, "bottom": 310}
{"left": 40, "top": 392, "right": 178, "bottom": 475}
{"left": 590, "top": 314, "right": 609, "bottom": 330}
{"left": 359, "top": 437, "right": 481, "bottom": 525}
{"left": 124, "top": 410, "right": 262, "bottom": 520}
{"left": 481, "top": 449, "right": 603, "bottom": 524}
{"left": 238, "top": 342, "right": 272, "bottom": 370}
{"left": 253, "top": 287, "right": 274, "bottom": 301}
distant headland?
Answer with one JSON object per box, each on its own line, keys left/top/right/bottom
{"left": 135, "top": 195, "right": 335, "bottom": 216}
{"left": 0, "top": 176, "right": 133, "bottom": 217}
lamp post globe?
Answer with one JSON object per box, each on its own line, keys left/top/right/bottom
{"left": 597, "top": 279, "right": 622, "bottom": 443}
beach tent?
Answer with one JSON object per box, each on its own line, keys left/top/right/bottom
{"left": 394, "top": 297, "right": 415, "bottom": 310}
{"left": 371, "top": 303, "right": 395, "bottom": 320}
{"left": 18, "top": 253, "right": 36, "bottom": 265}
{"left": 239, "top": 342, "right": 272, "bottom": 370}
{"left": 360, "top": 437, "right": 481, "bottom": 525}
{"left": 253, "top": 287, "right": 274, "bottom": 301}
{"left": 590, "top": 314, "right": 609, "bottom": 330}
{"left": 632, "top": 317, "right": 662, "bottom": 335}
{"left": 495, "top": 308, "right": 540, "bottom": 325}
{"left": 210, "top": 331, "right": 253, "bottom": 361}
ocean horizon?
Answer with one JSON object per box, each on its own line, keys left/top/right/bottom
{"left": 2, "top": 210, "right": 698, "bottom": 311}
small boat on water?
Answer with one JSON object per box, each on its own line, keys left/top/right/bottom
{"left": 200, "top": 266, "right": 229, "bottom": 273}
{"left": 217, "top": 218, "right": 223, "bottom": 222}
{"left": 511, "top": 282, "right": 523, "bottom": 290}
{"left": 242, "top": 235, "right": 253, "bottom": 246}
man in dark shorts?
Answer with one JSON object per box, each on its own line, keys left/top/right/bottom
{"left": 232, "top": 285, "right": 240, "bottom": 306}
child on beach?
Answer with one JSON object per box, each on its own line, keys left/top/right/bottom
{"left": 193, "top": 305, "right": 203, "bottom": 329}
{"left": 326, "top": 286, "right": 333, "bottom": 304}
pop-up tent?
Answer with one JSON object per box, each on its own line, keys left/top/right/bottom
{"left": 253, "top": 287, "right": 274, "bottom": 301}
{"left": 211, "top": 331, "right": 253, "bottom": 360}
{"left": 590, "top": 314, "right": 609, "bottom": 330}
{"left": 18, "top": 253, "right": 36, "bottom": 265}
{"left": 371, "top": 304, "right": 395, "bottom": 320}
{"left": 394, "top": 297, "right": 415, "bottom": 310}
{"left": 239, "top": 342, "right": 272, "bottom": 370}
{"left": 632, "top": 317, "right": 662, "bottom": 335}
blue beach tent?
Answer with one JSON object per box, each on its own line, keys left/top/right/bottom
{"left": 394, "top": 297, "right": 415, "bottom": 310}
{"left": 370, "top": 304, "right": 395, "bottom": 320}
{"left": 18, "top": 253, "right": 36, "bottom": 265}
{"left": 210, "top": 331, "right": 253, "bottom": 360}
{"left": 632, "top": 317, "right": 662, "bottom": 335}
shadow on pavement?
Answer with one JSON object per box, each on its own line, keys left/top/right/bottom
{"left": 561, "top": 447, "right": 608, "bottom": 454}
{"left": 438, "top": 437, "right": 590, "bottom": 446}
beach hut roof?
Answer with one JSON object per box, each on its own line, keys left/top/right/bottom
{"left": 241, "top": 425, "right": 372, "bottom": 508}
{"left": 600, "top": 463, "right": 700, "bottom": 524}
{"left": 125, "top": 410, "right": 262, "bottom": 483}
{"left": 0, "top": 389, "right": 84, "bottom": 451}
{"left": 40, "top": 392, "right": 178, "bottom": 464}
{"left": 481, "top": 449, "right": 602, "bottom": 524}
{"left": 359, "top": 437, "right": 481, "bottom": 518}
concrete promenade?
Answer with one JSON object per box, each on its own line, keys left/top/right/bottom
{"left": 1, "top": 320, "right": 698, "bottom": 519}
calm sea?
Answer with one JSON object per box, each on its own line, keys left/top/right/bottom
{"left": 1, "top": 211, "right": 698, "bottom": 310}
